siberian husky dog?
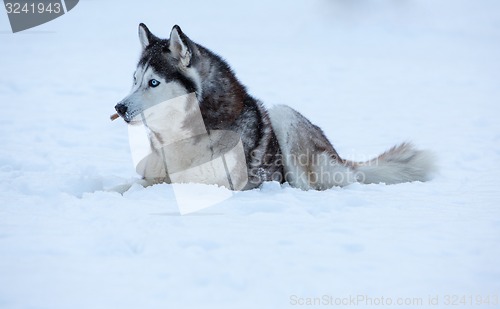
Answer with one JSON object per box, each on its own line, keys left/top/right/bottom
{"left": 114, "top": 24, "right": 435, "bottom": 191}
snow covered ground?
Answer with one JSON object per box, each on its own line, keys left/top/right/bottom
{"left": 1, "top": 0, "right": 500, "bottom": 308}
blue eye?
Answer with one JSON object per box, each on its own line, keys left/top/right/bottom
{"left": 149, "top": 79, "right": 160, "bottom": 87}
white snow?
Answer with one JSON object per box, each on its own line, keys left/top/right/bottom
{"left": 1, "top": 0, "right": 500, "bottom": 308}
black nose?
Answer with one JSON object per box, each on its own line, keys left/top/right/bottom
{"left": 115, "top": 104, "right": 127, "bottom": 115}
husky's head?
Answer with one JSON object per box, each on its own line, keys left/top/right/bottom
{"left": 115, "top": 24, "right": 202, "bottom": 124}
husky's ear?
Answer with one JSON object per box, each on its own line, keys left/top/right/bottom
{"left": 138, "top": 23, "right": 156, "bottom": 49}
{"left": 169, "top": 25, "right": 191, "bottom": 67}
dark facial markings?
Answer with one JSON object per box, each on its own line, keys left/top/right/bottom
{"left": 138, "top": 39, "right": 197, "bottom": 94}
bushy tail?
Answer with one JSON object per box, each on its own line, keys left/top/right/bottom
{"left": 351, "top": 142, "right": 437, "bottom": 185}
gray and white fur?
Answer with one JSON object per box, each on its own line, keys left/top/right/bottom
{"left": 114, "top": 24, "right": 436, "bottom": 191}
